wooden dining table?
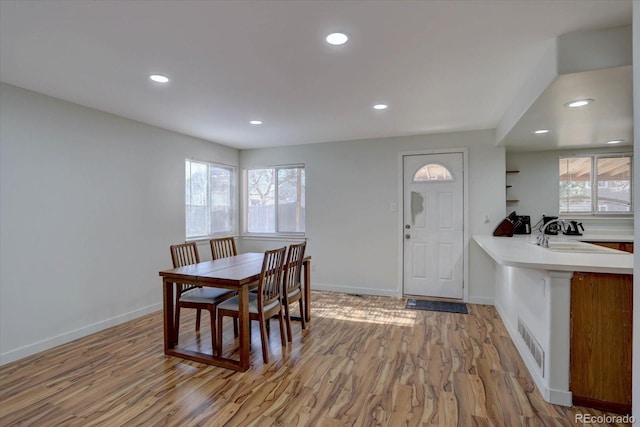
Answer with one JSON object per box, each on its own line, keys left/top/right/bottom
{"left": 159, "top": 252, "right": 311, "bottom": 371}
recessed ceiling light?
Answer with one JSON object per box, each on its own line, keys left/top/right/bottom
{"left": 149, "top": 74, "right": 169, "bottom": 83}
{"left": 249, "top": 120, "right": 263, "bottom": 125}
{"left": 326, "top": 32, "right": 349, "bottom": 46}
{"left": 606, "top": 139, "right": 624, "bottom": 144}
{"left": 373, "top": 104, "right": 388, "bottom": 110}
{"left": 533, "top": 129, "right": 550, "bottom": 134}
{"left": 564, "top": 98, "right": 594, "bottom": 108}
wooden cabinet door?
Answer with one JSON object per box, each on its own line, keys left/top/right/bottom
{"left": 585, "top": 241, "right": 633, "bottom": 253}
{"left": 570, "top": 272, "right": 633, "bottom": 414}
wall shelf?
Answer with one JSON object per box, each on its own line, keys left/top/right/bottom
{"left": 506, "top": 170, "right": 519, "bottom": 204}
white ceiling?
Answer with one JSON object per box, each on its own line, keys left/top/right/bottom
{"left": 0, "top": 0, "right": 632, "bottom": 150}
{"left": 500, "top": 65, "right": 633, "bottom": 151}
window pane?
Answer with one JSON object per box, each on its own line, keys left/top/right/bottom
{"left": 278, "top": 168, "right": 306, "bottom": 232}
{"left": 247, "top": 169, "right": 275, "bottom": 232}
{"left": 186, "top": 161, "right": 209, "bottom": 238}
{"left": 596, "top": 157, "right": 631, "bottom": 212}
{"left": 559, "top": 157, "right": 591, "bottom": 213}
{"left": 413, "top": 163, "right": 453, "bottom": 182}
{"left": 210, "top": 166, "right": 232, "bottom": 233}
{"left": 186, "top": 160, "right": 235, "bottom": 239}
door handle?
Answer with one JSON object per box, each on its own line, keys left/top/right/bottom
{"left": 405, "top": 234, "right": 411, "bottom": 240}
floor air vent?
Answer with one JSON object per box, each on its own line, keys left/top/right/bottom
{"left": 517, "top": 317, "right": 545, "bottom": 376}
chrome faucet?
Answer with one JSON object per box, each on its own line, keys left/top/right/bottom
{"left": 536, "top": 218, "right": 565, "bottom": 248}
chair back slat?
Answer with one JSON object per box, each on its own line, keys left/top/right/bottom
{"left": 170, "top": 242, "right": 200, "bottom": 294}
{"left": 258, "top": 247, "right": 286, "bottom": 308}
{"left": 170, "top": 242, "right": 200, "bottom": 267}
{"left": 283, "top": 242, "right": 306, "bottom": 295}
{"left": 210, "top": 237, "right": 238, "bottom": 260}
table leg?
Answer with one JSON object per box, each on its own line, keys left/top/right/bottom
{"left": 303, "top": 259, "right": 311, "bottom": 322}
{"left": 163, "top": 278, "right": 175, "bottom": 351}
{"left": 238, "top": 285, "right": 251, "bottom": 370}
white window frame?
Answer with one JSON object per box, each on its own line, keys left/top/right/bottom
{"left": 243, "top": 164, "right": 306, "bottom": 237}
{"left": 185, "top": 158, "right": 237, "bottom": 240}
{"left": 559, "top": 153, "right": 633, "bottom": 217}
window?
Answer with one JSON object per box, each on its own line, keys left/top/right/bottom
{"left": 246, "top": 165, "right": 305, "bottom": 234}
{"left": 413, "top": 163, "right": 453, "bottom": 182}
{"left": 185, "top": 159, "right": 236, "bottom": 239}
{"left": 559, "top": 154, "right": 632, "bottom": 214}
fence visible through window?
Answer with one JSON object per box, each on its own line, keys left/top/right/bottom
{"left": 559, "top": 154, "right": 631, "bottom": 214}
{"left": 247, "top": 166, "right": 305, "bottom": 233}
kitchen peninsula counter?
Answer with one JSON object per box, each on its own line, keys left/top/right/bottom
{"left": 473, "top": 234, "right": 633, "bottom": 410}
{"left": 473, "top": 234, "right": 632, "bottom": 274}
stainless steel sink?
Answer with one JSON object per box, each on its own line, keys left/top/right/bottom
{"left": 546, "top": 241, "right": 626, "bottom": 254}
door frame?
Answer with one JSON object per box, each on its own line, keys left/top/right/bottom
{"left": 397, "top": 148, "right": 469, "bottom": 301}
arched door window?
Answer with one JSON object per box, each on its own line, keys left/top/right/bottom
{"left": 412, "top": 163, "right": 454, "bottom": 182}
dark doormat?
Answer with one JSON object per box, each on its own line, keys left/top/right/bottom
{"left": 405, "top": 299, "right": 468, "bottom": 314}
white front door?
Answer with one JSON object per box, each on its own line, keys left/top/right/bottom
{"left": 403, "top": 153, "right": 464, "bottom": 299}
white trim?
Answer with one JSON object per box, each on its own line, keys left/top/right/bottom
{"left": 412, "top": 162, "right": 454, "bottom": 183}
{"left": 462, "top": 149, "right": 470, "bottom": 303}
{"left": 185, "top": 157, "right": 237, "bottom": 170}
{"left": 558, "top": 214, "right": 633, "bottom": 220}
{"left": 312, "top": 283, "right": 402, "bottom": 298}
{"left": 559, "top": 152, "right": 634, "bottom": 215}
{"left": 466, "top": 296, "right": 494, "bottom": 305}
{"left": 243, "top": 163, "right": 305, "bottom": 170}
{"left": 241, "top": 234, "right": 306, "bottom": 242}
{"left": 242, "top": 164, "right": 306, "bottom": 236}
{"left": 185, "top": 159, "right": 238, "bottom": 239}
{"left": 494, "top": 302, "right": 573, "bottom": 407}
{"left": 398, "top": 148, "right": 470, "bottom": 302}
{"left": 187, "top": 233, "right": 239, "bottom": 244}
{"left": 0, "top": 303, "right": 161, "bottom": 366}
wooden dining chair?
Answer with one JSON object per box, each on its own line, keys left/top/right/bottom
{"left": 210, "top": 237, "right": 237, "bottom": 260}
{"left": 170, "top": 242, "right": 235, "bottom": 354}
{"left": 282, "top": 242, "right": 307, "bottom": 342}
{"left": 216, "top": 247, "right": 287, "bottom": 364}
{"left": 210, "top": 236, "right": 242, "bottom": 334}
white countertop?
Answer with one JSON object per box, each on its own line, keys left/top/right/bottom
{"left": 568, "top": 231, "right": 634, "bottom": 243}
{"left": 473, "top": 234, "right": 633, "bottom": 275}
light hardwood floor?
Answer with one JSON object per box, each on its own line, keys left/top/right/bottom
{"left": 0, "top": 292, "right": 631, "bottom": 426}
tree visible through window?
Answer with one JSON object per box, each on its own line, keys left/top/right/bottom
{"left": 559, "top": 154, "right": 632, "bottom": 214}
{"left": 247, "top": 166, "right": 305, "bottom": 233}
{"left": 185, "top": 159, "right": 235, "bottom": 239}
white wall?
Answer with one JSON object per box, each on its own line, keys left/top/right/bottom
{"left": 0, "top": 83, "right": 239, "bottom": 365}
{"left": 240, "top": 130, "right": 504, "bottom": 304}
{"left": 632, "top": 0, "right": 639, "bottom": 419}
{"left": 493, "top": 265, "right": 573, "bottom": 406}
{"left": 505, "top": 150, "right": 557, "bottom": 222}
{"left": 506, "top": 147, "right": 634, "bottom": 232}
{"left": 0, "top": 84, "right": 503, "bottom": 364}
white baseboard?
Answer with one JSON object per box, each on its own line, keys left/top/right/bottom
{"left": 313, "top": 284, "right": 494, "bottom": 304}
{"left": 0, "top": 303, "right": 161, "bottom": 366}
{"left": 466, "top": 295, "right": 494, "bottom": 305}
{"left": 312, "top": 283, "right": 401, "bottom": 298}
{"left": 494, "top": 302, "right": 572, "bottom": 407}
{"left": 547, "top": 387, "right": 573, "bottom": 407}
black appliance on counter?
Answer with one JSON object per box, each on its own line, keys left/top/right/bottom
{"left": 493, "top": 211, "right": 531, "bottom": 236}
{"left": 542, "top": 215, "right": 560, "bottom": 235}
{"left": 513, "top": 215, "right": 531, "bottom": 234}
{"left": 563, "top": 220, "right": 584, "bottom": 236}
